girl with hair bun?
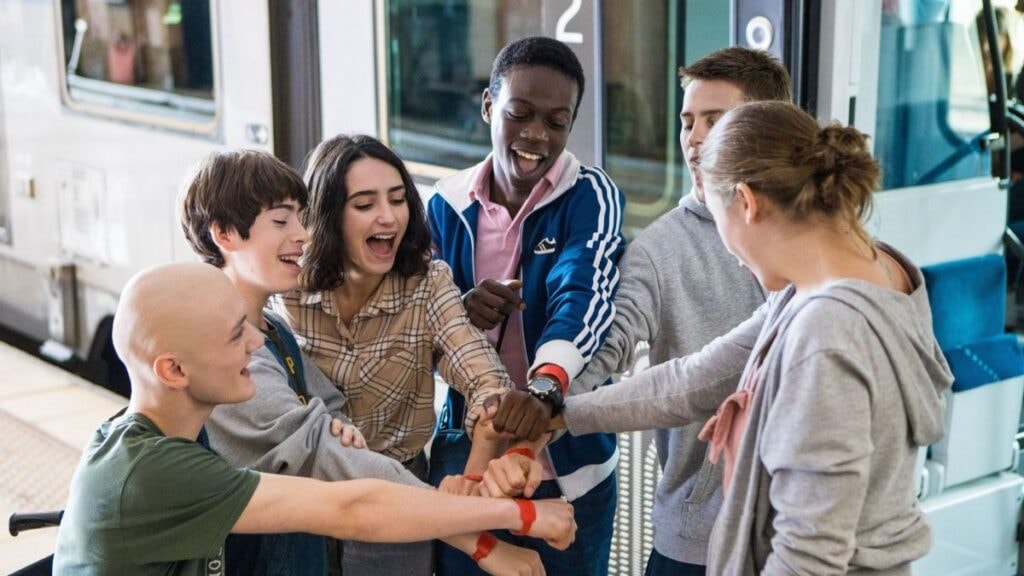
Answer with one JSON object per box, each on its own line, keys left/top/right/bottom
{"left": 550, "top": 101, "right": 953, "bottom": 574}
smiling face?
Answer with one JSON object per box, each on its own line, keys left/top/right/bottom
{"left": 184, "top": 292, "right": 264, "bottom": 406}
{"left": 680, "top": 79, "right": 746, "bottom": 201}
{"left": 221, "top": 199, "right": 307, "bottom": 300}
{"left": 340, "top": 157, "right": 410, "bottom": 283}
{"left": 484, "top": 65, "right": 579, "bottom": 199}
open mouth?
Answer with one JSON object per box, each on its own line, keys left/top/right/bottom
{"left": 278, "top": 253, "right": 302, "bottom": 271}
{"left": 367, "top": 233, "right": 397, "bottom": 259}
{"left": 513, "top": 149, "right": 546, "bottom": 173}
{"left": 241, "top": 367, "right": 250, "bottom": 377}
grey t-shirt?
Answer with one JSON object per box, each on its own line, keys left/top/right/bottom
{"left": 54, "top": 412, "right": 260, "bottom": 575}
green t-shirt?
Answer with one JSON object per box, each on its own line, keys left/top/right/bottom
{"left": 53, "top": 412, "right": 260, "bottom": 575}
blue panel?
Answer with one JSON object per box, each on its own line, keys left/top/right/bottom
{"left": 943, "top": 334, "right": 1024, "bottom": 393}
{"left": 922, "top": 254, "right": 1006, "bottom": 351}
{"left": 875, "top": 20, "right": 991, "bottom": 190}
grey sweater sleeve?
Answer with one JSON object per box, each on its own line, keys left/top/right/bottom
{"left": 564, "top": 304, "right": 765, "bottom": 434}
{"left": 208, "top": 353, "right": 425, "bottom": 487}
{"left": 301, "top": 350, "right": 346, "bottom": 417}
{"left": 573, "top": 240, "right": 661, "bottom": 394}
{"left": 760, "top": 349, "right": 872, "bottom": 575}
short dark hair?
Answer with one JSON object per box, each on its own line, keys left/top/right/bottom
{"left": 489, "top": 36, "right": 585, "bottom": 118}
{"left": 679, "top": 47, "right": 792, "bottom": 103}
{"left": 300, "top": 134, "right": 431, "bottom": 292}
{"left": 179, "top": 149, "right": 307, "bottom": 268}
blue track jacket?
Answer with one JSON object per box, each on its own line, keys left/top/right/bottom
{"left": 428, "top": 151, "right": 625, "bottom": 500}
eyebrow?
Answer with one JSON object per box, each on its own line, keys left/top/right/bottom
{"left": 228, "top": 315, "right": 247, "bottom": 342}
{"left": 268, "top": 202, "right": 298, "bottom": 212}
{"left": 507, "top": 97, "right": 573, "bottom": 114}
{"left": 681, "top": 109, "right": 727, "bottom": 119}
{"left": 347, "top": 186, "right": 406, "bottom": 201}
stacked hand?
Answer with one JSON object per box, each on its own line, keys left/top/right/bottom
{"left": 530, "top": 499, "right": 576, "bottom": 550}
{"left": 478, "top": 452, "right": 542, "bottom": 498}
{"left": 486, "top": 390, "right": 552, "bottom": 442}
{"left": 438, "top": 474, "right": 483, "bottom": 496}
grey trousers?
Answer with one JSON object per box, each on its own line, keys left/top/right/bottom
{"left": 332, "top": 452, "right": 434, "bottom": 576}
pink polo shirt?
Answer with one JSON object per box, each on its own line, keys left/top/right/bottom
{"left": 469, "top": 153, "right": 571, "bottom": 479}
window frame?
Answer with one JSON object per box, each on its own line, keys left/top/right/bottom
{"left": 52, "top": 0, "right": 223, "bottom": 137}
{"left": 373, "top": 0, "right": 460, "bottom": 181}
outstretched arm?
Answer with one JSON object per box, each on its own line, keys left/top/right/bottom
{"left": 560, "top": 304, "right": 767, "bottom": 435}
{"left": 430, "top": 264, "right": 514, "bottom": 440}
{"left": 573, "top": 240, "right": 663, "bottom": 394}
{"left": 234, "top": 475, "right": 576, "bottom": 549}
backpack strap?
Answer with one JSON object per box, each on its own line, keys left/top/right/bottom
{"left": 262, "top": 312, "right": 311, "bottom": 404}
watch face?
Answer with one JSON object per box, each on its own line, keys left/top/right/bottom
{"left": 530, "top": 377, "right": 556, "bottom": 394}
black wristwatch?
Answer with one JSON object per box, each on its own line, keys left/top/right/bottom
{"left": 527, "top": 375, "right": 564, "bottom": 416}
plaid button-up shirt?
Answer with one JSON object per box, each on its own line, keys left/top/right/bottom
{"left": 270, "top": 261, "right": 512, "bottom": 462}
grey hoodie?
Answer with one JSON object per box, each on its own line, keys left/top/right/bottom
{"left": 206, "top": 344, "right": 424, "bottom": 487}
{"left": 566, "top": 244, "right": 951, "bottom": 574}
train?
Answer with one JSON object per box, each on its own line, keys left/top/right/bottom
{"left": 1, "top": 0, "right": 1021, "bottom": 574}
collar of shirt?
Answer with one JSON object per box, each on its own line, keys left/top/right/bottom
{"left": 297, "top": 273, "right": 408, "bottom": 320}
{"left": 467, "top": 152, "right": 569, "bottom": 217}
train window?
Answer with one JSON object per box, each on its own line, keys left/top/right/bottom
{"left": 382, "top": 1, "right": 533, "bottom": 172}
{"left": 383, "top": 0, "right": 730, "bottom": 235}
{"left": 874, "top": 0, "right": 996, "bottom": 189}
{"left": 602, "top": 1, "right": 729, "bottom": 235}
{"left": 57, "top": 0, "right": 216, "bottom": 129}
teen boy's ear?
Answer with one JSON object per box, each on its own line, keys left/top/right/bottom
{"left": 153, "top": 353, "right": 189, "bottom": 391}
{"left": 481, "top": 88, "right": 494, "bottom": 124}
{"left": 209, "top": 222, "right": 241, "bottom": 255}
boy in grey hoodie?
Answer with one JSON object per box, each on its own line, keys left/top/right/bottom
{"left": 572, "top": 47, "right": 790, "bottom": 575}
{"left": 556, "top": 103, "right": 952, "bottom": 574}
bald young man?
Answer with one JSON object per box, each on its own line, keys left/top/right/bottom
{"left": 53, "top": 262, "right": 575, "bottom": 575}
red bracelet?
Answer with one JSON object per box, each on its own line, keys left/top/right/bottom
{"left": 472, "top": 531, "right": 498, "bottom": 562}
{"left": 464, "top": 474, "right": 483, "bottom": 482}
{"left": 504, "top": 447, "right": 536, "bottom": 460}
{"left": 514, "top": 499, "right": 536, "bottom": 535}
{"left": 533, "top": 363, "right": 569, "bottom": 392}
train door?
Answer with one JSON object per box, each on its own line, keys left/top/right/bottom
{"left": 817, "top": 0, "right": 1008, "bottom": 265}
{"left": 817, "top": 2, "right": 1023, "bottom": 574}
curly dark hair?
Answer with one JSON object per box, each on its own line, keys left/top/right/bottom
{"left": 300, "top": 134, "right": 431, "bottom": 292}
{"left": 489, "top": 36, "right": 585, "bottom": 120}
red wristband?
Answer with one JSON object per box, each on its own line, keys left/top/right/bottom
{"left": 472, "top": 531, "right": 498, "bottom": 562}
{"left": 533, "top": 363, "right": 569, "bottom": 392}
{"left": 504, "top": 447, "right": 535, "bottom": 460}
{"left": 464, "top": 474, "right": 483, "bottom": 482}
{"left": 514, "top": 499, "right": 536, "bottom": 535}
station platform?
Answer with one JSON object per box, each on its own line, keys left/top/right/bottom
{"left": 0, "top": 342, "right": 126, "bottom": 573}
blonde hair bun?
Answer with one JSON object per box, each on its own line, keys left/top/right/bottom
{"left": 701, "top": 101, "right": 880, "bottom": 236}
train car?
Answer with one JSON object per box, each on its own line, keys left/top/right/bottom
{"left": 1, "top": 0, "right": 1022, "bottom": 574}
